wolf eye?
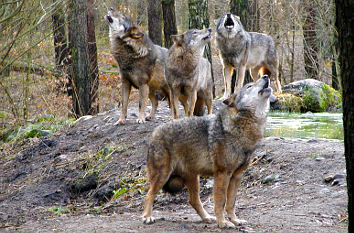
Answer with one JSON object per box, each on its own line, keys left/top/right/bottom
{"left": 247, "top": 85, "right": 252, "bottom": 89}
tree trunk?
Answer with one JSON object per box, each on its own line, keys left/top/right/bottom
{"left": 303, "top": 1, "right": 319, "bottom": 80}
{"left": 336, "top": 0, "right": 354, "bottom": 231}
{"left": 147, "top": 0, "right": 163, "bottom": 46}
{"left": 52, "top": 0, "right": 69, "bottom": 76}
{"left": 162, "top": 0, "right": 178, "bottom": 48}
{"left": 68, "top": 0, "right": 91, "bottom": 117}
{"left": 86, "top": 0, "right": 99, "bottom": 115}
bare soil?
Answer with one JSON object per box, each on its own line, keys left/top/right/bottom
{"left": 0, "top": 100, "right": 348, "bottom": 232}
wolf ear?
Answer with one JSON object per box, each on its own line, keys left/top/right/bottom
{"left": 223, "top": 93, "right": 237, "bottom": 107}
{"left": 171, "top": 34, "right": 184, "bottom": 45}
{"left": 129, "top": 25, "right": 144, "bottom": 39}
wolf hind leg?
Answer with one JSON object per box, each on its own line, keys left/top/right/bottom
{"left": 205, "top": 90, "right": 213, "bottom": 115}
{"left": 146, "top": 89, "right": 158, "bottom": 121}
{"left": 137, "top": 84, "right": 149, "bottom": 123}
{"left": 143, "top": 145, "right": 172, "bottom": 224}
{"left": 185, "top": 175, "right": 215, "bottom": 223}
{"left": 115, "top": 79, "right": 131, "bottom": 125}
{"left": 142, "top": 165, "right": 172, "bottom": 224}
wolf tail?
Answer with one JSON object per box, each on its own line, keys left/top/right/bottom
{"left": 193, "top": 97, "right": 205, "bottom": 116}
{"left": 162, "top": 175, "right": 184, "bottom": 194}
{"left": 258, "top": 66, "right": 272, "bottom": 78}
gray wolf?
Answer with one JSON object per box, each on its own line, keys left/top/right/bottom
{"left": 105, "top": 9, "right": 170, "bottom": 124}
{"left": 215, "top": 13, "right": 282, "bottom": 99}
{"left": 166, "top": 28, "right": 213, "bottom": 118}
{"left": 142, "top": 75, "right": 272, "bottom": 228}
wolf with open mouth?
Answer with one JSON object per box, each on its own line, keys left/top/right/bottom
{"left": 105, "top": 8, "right": 171, "bottom": 124}
{"left": 215, "top": 13, "right": 282, "bottom": 99}
{"left": 143, "top": 75, "right": 272, "bottom": 228}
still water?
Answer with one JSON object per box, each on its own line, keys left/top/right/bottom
{"left": 265, "top": 111, "right": 343, "bottom": 140}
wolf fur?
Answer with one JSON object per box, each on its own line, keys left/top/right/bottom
{"left": 166, "top": 28, "right": 213, "bottom": 118}
{"left": 105, "top": 9, "right": 170, "bottom": 124}
{"left": 142, "top": 75, "right": 272, "bottom": 228}
{"left": 215, "top": 13, "right": 282, "bottom": 99}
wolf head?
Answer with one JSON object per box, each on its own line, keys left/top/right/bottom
{"left": 105, "top": 8, "right": 132, "bottom": 39}
{"left": 121, "top": 25, "right": 150, "bottom": 57}
{"left": 215, "top": 13, "right": 244, "bottom": 39}
{"left": 171, "top": 28, "right": 212, "bottom": 55}
{"left": 223, "top": 75, "right": 272, "bottom": 118}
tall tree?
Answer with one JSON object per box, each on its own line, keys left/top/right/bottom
{"left": 336, "top": 0, "right": 354, "bottom": 231}
{"left": 86, "top": 0, "right": 99, "bottom": 114}
{"left": 302, "top": 1, "right": 319, "bottom": 80}
{"left": 147, "top": 0, "right": 163, "bottom": 46}
{"left": 68, "top": 0, "right": 91, "bottom": 117}
{"left": 52, "top": 0, "right": 69, "bottom": 77}
{"left": 230, "top": 0, "right": 259, "bottom": 34}
{"left": 162, "top": 0, "right": 178, "bottom": 48}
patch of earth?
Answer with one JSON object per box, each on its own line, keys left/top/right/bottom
{"left": 0, "top": 100, "right": 348, "bottom": 232}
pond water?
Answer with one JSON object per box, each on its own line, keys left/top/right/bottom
{"left": 265, "top": 111, "right": 344, "bottom": 140}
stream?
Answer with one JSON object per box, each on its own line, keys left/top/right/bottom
{"left": 265, "top": 111, "right": 343, "bottom": 140}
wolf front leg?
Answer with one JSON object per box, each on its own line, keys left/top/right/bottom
{"left": 225, "top": 162, "right": 250, "bottom": 226}
{"left": 222, "top": 63, "right": 234, "bottom": 100}
{"left": 187, "top": 89, "right": 198, "bottom": 117}
{"left": 115, "top": 79, "right": 131, "bottom": 125}
{"left": 235, "top": 64, "right": 247, "bottom": 93}
{"left": 185, "top": 175, "right": 216, "bottom": 223}
{"left": 171, "top": 87, "right": 181, "bottom": 119}
{"left": 213, "top": 171, "right": 235, "bottom": 228}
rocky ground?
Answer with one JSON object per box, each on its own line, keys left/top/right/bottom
{"left": 0, "top": 100, "right": 348, "bottom": 232}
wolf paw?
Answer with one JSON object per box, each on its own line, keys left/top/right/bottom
{"left": 217, "top": 220, "right": 235, "bottom": 229}
{"left": 202, "top": 216, "right": 216, "bottom": 223}
{"left": 142, "top": 216, "right": 155, "bottom": 224}
{"left": 230, "top": 218, "right": 247, "bottom": 225}
{"left": 145, "top": 115, "right": 154, "bottom": 121}
{"left": 114, "top": 118, "right": 126, "bottom": 125}
{"left": 136, "top": 118, "right": 146, "bottom": 124}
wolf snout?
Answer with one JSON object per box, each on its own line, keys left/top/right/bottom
{"left": 224, "top": 14, "right": 234, "bottom": 30}
{"left": 262, "top": 75, "right": 269, "bottom": 82}
{"left": 227, "top": 13, "right": 231, "bottom": 18}
{"left": 106, "top": 15, "right": 113, "bottom": 23}
{"left": 262, "top": 75, "right": 269, "bottom": 88}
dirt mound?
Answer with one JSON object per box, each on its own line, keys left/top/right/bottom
{"left": 0, "top": 101, "right": 348, "bottom": 232}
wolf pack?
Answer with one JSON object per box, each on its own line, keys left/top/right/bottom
{"left": 105, "top": 8, "right": 279, "bottom": 229}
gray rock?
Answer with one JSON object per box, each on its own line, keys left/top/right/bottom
{"left": 262, "top": 175, "right": 275, "bottom": 184}
{"left": 320, "top": 188, "right": 330, "bottom": 194}
{"left": 283, "top": 79, "right": 324, "bottom": 96}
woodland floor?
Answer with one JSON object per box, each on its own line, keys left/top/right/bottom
{"left": 0, "top": 100, "right": 348, "bottom": 233}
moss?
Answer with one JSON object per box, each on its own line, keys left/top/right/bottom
{"left": 302, "top": 86, "right": 323, "bottom": 112}
{"left": 277, "top": 94, "right": 304, "bottom": 112}
{"left": 301, "top": 84, "right": 342, "bottom": 112}
{"left": 320, "top": 83, "right": 342, "bottom": 110}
